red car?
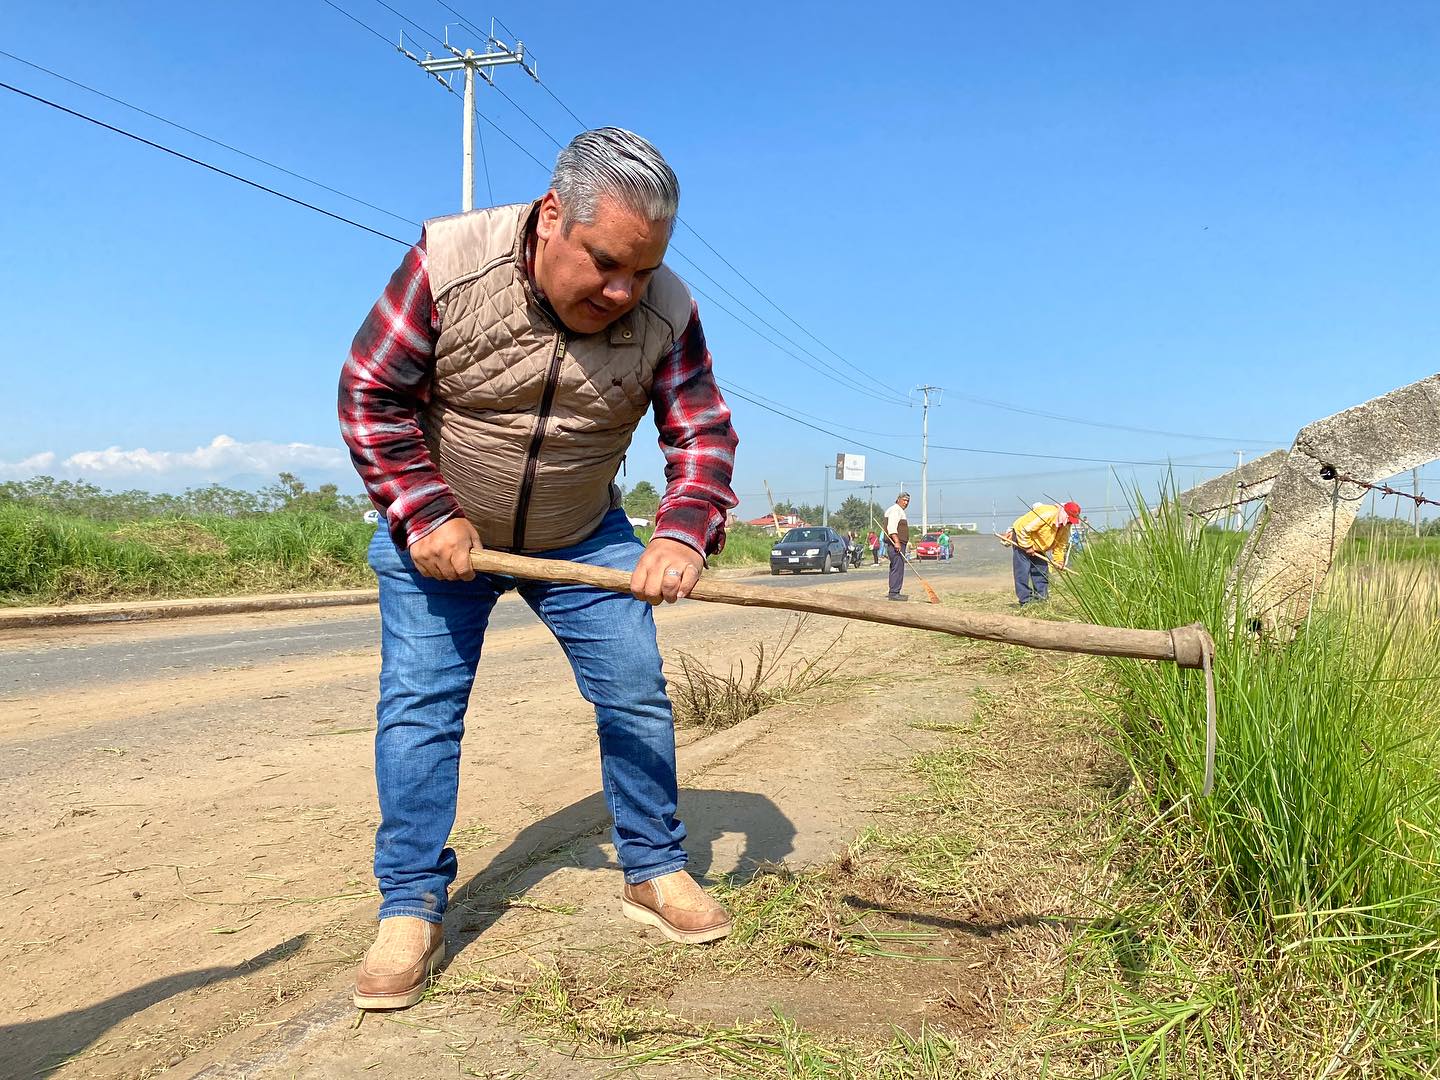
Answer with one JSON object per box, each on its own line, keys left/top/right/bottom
{"left": 914, "top": 533, "right": 942, "bottom": 560}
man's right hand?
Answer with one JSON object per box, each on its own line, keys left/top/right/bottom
{"left": 408, "top": 517, "right": 482, "bottom": 581}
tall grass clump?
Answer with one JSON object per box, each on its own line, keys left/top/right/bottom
{"left": 1061, "top": 492, "right": 1440, "bottom": 1035}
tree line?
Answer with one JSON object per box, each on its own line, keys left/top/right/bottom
{"left": 0, "top": 473, "right": 373, "bottom": 521}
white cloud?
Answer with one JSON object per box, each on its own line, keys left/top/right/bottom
{"left": 0, "top": 436, "right": 347, "bottom": 480}
{"left": 0, "top": 451, "right": 57, "bottom": 478}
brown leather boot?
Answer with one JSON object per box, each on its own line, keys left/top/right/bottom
{"left": 622, "top": 870, "right": 732, "bottom": 944}
{"left": 353, "top": 915, "right": 445, "bottom": 1010}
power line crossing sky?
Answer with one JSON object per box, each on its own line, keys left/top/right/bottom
{"left": 1, "top": 1, "right": 1436, "bottom": 521}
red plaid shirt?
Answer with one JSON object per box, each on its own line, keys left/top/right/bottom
{"left": 339, "top": 238, "right": 738, "bottom": 556}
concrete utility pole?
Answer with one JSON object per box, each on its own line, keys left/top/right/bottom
{"left": 822, "top": 464, "right": 831, "bottom": 527}
{"left": 915, "top": 385, "right": 942, "bottom": 534}
{"left": 399, "top": 25, "right": 538, "bottom": 211}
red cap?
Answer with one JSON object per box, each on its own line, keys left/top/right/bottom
{"left": 1063, "top": 501, "right": 1081, "bottom": 523}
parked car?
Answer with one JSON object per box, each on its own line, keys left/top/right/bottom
{"left": 770, "top": 526, "right": 849, "bottom": 574}
{"left": 914, "top": 533, "right": 942, "bottom": 560}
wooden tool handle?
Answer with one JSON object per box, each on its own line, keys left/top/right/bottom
{"left": 469, "top": 548, "right": 1212, "bottom": 669}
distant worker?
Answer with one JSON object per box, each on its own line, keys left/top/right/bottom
{"left": 1007, "top": 501, "right": 1080, "bottom": 606}
{"left": 867, "top": 530, "right": 879, "bottom": 565}
{"left": 882, "top": 492, "right": 911, "bottom": 601}
{"left": 938, "top": 530, "right": 951, "bottom": 561}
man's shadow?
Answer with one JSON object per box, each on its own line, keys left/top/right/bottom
{"left": 1, "top": 787, "right": 795, "bottom": 1077}
{"left": 0, "top": 932, "right": 311, "bottom": 1079}
{"left": 446, "top": 786, "right": 797, "bottom": 944}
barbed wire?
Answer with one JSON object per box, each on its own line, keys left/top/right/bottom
{"left": 1329, "top": 470, "right": 1439, "bottom": 511}
{"left": 1206, "top": 468, "right": 1437, "bottom": 515}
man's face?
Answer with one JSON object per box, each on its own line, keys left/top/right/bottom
{"left": 898, "top": 496, "right": 911, "bottom": 511}
{"left": 533, "top": 191, "right": 670, "bottom": 335}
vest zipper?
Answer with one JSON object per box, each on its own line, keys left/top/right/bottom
{"left": 511, "top": 331, "right": 567, "bottom": 551}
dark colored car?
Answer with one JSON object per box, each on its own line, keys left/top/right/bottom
{"left": 769, "top": 526, "right": 849, "bottom": 574}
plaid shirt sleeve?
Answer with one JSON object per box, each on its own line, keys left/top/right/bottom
{"left": 649, "top": 302, "right": 740, "bottom": 557}
{"left": 338, "top": 237, "right": 463, "bottom": 548}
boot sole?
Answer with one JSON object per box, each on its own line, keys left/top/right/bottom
{"left": 352, "top": 941, "right": 446, "bottom": 1010}
{"left": 621, "top": 898, "right": 732, "bottom": 944}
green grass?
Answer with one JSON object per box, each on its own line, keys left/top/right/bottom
{"left": 1047, "top": 491, "right": 1440, "bottom": 1074}
{"left": 3, "top": 509, "right": 783, "bottom": 607}
{"left": 0, "top": 504, "right": 374, "bottom": 604}
{"left": 1339, "top": 532, "right": 1440, "bottom": 564}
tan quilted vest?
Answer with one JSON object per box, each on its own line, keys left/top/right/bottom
{"left": 421, "top": 202, "right": 693, "bottom": 552}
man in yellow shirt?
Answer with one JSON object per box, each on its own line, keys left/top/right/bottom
{"left": 1007, "top": 501, "right": 1080, "bottom": 606}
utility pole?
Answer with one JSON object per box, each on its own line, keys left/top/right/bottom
{"left": 822, "top": 464, "right": 831, "bottom": 527}
{"left": 915, "top": 385, "right": 942, "bottom": 534}
{"left": 764, "top": 481, "right": 781, "bottom": 537}
{"left": 399, "top": 25, "right": 538, "bottom": 211}
{"left": 1230, "top": 449, "right": 1244, "bottom": 531}
{"left": 1415, "top": 468, "right": 1422, "bottom": 537}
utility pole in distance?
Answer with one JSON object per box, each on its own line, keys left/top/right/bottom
{"left": 915, "top": 385, "right": 942, "bottom": 534}
{"left": 1415, "top": 468, "right": 1422, "bottom": 537}
{"left": 399, "top": 25, "right": 538, "bottom": 211}
{"left": 1230, "top": 449, "right": 1244, "bottom": 531}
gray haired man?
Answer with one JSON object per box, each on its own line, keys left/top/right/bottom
{"left": 882, "top": 492, "right": 911, "bottom": 600}
{"left": 340, "top": 128, "right": 740, "bottom": 1009}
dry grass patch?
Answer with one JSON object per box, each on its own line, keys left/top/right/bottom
{"left": 669, "top": 615, "right": 849, "bottom": 731}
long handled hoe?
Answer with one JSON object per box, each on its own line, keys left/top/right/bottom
{"left": 470, "top": 549, "right": 1219, "bottom": 796}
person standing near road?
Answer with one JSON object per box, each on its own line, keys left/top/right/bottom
{"left": 882, "top": 492, "right": 911, "bottom": 601}
{"left": 938, "top": 530, "right": 950, "bottom": 561}
{"left": 866, "top": 530, "right": 879, "bottom": 565}
{"left": 339, "top": 128, "right": 740, "bottom": 1012}
{"left": 1006, "top": 501, "right": 1080, "bottom": 606}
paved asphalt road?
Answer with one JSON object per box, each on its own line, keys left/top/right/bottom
{"left": 0, "top": 540, "right": 1010, "bottom": 699}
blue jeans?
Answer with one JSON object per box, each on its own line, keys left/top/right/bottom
{"left": 367, "top": 508, "right": 687, "bottom": 924}
{"left": 1012, "top": 546, "right": 1049, "bottom": 605}
{"left": 886, "top": 541, "right": 906, "bottom": 597}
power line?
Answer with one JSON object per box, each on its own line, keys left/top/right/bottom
{"left": 716, "top": 378, "right": 1246, "bottom": 473}
{"left": 926, "top": 438, "right": 1247, "bottom": 467}
{"left": 451, "top": 17, "right": 1282, "bottom": 444}
{"left": 318, "top": 0, "right": 400, "bottom": 49}
{"left": 0, "top": 48, "right": 420, "bottom": 229}
{"left": 7, "top": 70, "right": 1258, "bottom": 501}
{"left": 369, "top": 0, "right": 443, "bottom": 49}
{"left": 721, "top": 379, "right": 912, "bottom": 437}
{"left": 406, "top": 19, "right": 915, "bottom": 408}
{"left": 0, "top": 79, "right": 410, "bottom": 246}
{"left": 687, "top": 280, "right": 914, "bottom": 406}
{"left": 717, "top": 382, "right": 921, "bottom": 464}
{"left": 670, "top": 248, "right": 911, "bottom": 406}
{"left": 942, "top": 387, "right": 1280, "bottom": 445}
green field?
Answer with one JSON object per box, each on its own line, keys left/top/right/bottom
{"left": 0, "top": 504, "right": 376, "bottom": 604}
{"left": 0, "top": 508, "right": 781, "bottom": 606}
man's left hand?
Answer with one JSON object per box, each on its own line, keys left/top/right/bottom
{"left": 632, "top": 537, "right": 704, "bottom": 605}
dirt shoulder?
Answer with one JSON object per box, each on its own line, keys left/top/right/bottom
{"left": 4, "top": 564, "right": 1111, "bottom": 1080}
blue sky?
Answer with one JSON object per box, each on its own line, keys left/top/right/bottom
{"left": 1, "top": 0, "right": 1436, "bottom": 528}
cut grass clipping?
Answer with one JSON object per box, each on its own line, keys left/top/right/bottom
{"left": 1044, "top": 488, "right": 1440, "bottom": 1077}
